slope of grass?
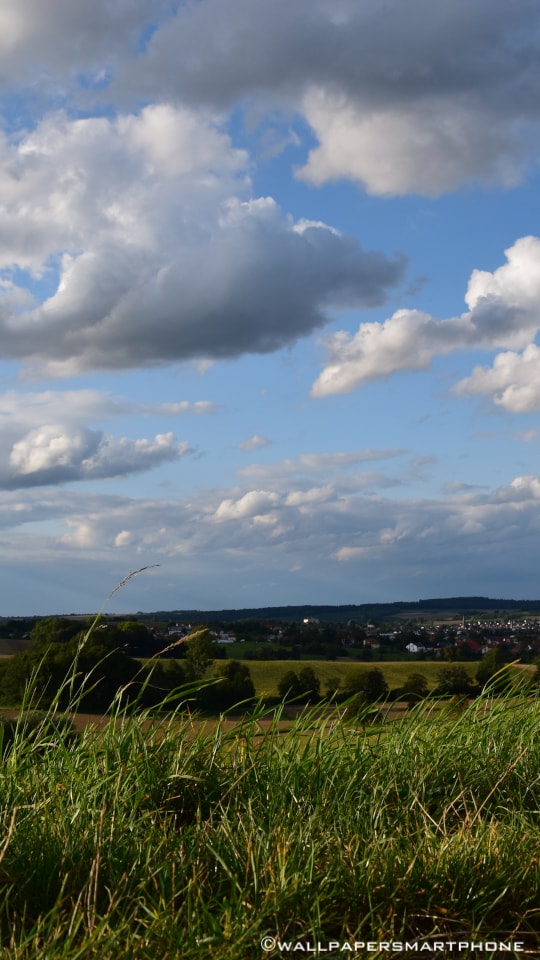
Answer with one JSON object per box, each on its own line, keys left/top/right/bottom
{"left": 0, "top": 682, "right": 538, "bottom": 958}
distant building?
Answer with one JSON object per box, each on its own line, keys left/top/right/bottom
{"left": 212, "top": 631, "right": 236, "bottom": 644}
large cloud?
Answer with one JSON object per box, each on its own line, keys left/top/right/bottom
{"left": 311, "top": 236, "right": 540, "bottom": 397}
{"left": 0, "top": 0, "right": 166, "bottom": 88}
{"left": 1, "top": 1, "right": 538, "bottom": 197}
{"left": 0, "top": 105, "right": 403, "bottom": 375}
{"left": 117, "top": 0, "right": 540, "bottom": 196}
{"left": 297, "top": 88, "right": 524, "bottom": 197}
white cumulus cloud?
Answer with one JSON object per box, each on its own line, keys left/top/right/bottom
{"left": 0, "top": 387, "right": 209, "bottom": 489}
{"left": 5, "top": 427, "right": 190, "bottom": 488}
{"left": 312, "top": 236, "right": 540, "bottom": 397}
{"left": 214, "top": 490, "right": 279, "bottom": 521}
{"left": 0, "top": 106, "right": 403, "bottom": 376}
{"left": 454, "top": 344, "right": 540, "bottom": 412}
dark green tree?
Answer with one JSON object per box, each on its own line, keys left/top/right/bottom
{"left": 436, "top": 664, "right": 475, "bottom": 697}
{"left": 342, "top": 667, "right": 388, "bottom": 703}
{"left": 298, "top": 666, "right": 321, "bottom": 701}
{"left": 277, "top": 670, "right": 304, "bottom": 700}
{"left": 137, "top": 660, "right": 187, "bottom": 708}
{"left": 402, "top": 672, "right": 429, "bottom": 704}
{"left": 476, "top": 648, "right": 512, "bottom": 692}
{"left": 341, "top": 667, "right": 388, "bottom": 721}
{"left": 202, "top": 660, "right": 255, "bottom": 712}
{"left": 113, "top": 620, "right": 155, "bottom": 657}
{"left": 324, "top": 675, "right": 342, "bottom": 700}
{"left": 184, "top": 629, "right": 216, "bottom": 680}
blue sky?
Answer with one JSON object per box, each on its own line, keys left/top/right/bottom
{"left": 2, "top": 0, "right": 540, "bottom": 614}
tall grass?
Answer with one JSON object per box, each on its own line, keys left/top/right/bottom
{"left": 0, "top": 571, "right": 538, "bottom": 958}
{"left": 0, "top": 678, "right": 537, "bottom": 958}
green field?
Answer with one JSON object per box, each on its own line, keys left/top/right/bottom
{"left": 234, "top": 659, "right": 478, "bottom": 697}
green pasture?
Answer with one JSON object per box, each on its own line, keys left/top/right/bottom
{"left": 227, "top": 658, "right": 478, "bottom": 698}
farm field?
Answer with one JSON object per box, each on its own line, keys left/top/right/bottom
{"left": 228, "top": 658, "right": 479, "bottom": 698}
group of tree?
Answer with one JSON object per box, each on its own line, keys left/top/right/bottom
{"left": 277, "top": 667, "right": 321, "bottom": 702}
{"left": 276, "top": 666, "right": 389, "bottom": 712}
{"left": 273, "top": 655, "right": 520, "bottom": 715}
{"left": 0, "top": 619, "right": 34, "bottom": 640}
{"left": 0, "top": 619, "right": 255, "bottom": 714}
{"left": 0, "top": 618, "right": 139, "bottom": 710}
{"left": 0, "top": 617, "right": 532, "bottom": 716}
{"left": 435, "top": 650, "right": 515, "bottom": 697}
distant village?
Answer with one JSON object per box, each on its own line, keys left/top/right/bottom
{"left": 2, "top": 609, "right": 540, "bottom": 662}
{"left": 139, "top": 613, "right": 540, "bottom": 663}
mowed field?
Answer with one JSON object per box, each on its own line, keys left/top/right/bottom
{"left": 239, "top": 658, "right": 477, "bottom": 697}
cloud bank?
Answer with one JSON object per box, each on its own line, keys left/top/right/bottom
{"left": 4, "top": 453, "right": 540, "bottom": 610}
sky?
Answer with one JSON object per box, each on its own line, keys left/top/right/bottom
{"left": 2, "top": 0, "right": 540, "bottom": 614}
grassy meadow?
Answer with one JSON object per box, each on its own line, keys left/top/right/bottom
{"left": 0, "top": 675, "right": 538, "bottom": 958}
{"left": 241, "top": 658, "right": 473, "bottom": 698}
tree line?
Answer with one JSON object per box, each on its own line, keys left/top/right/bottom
{"left": 0, "top": 618, "right": 255, "bottom": 713}
{"left": 0, "top": 618, "right": 532, "bottom": 714}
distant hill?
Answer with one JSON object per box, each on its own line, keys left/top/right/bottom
{"left": 137, "top": 596, "right": 540, "bottom": 624}
{"left": 6, "top": 596, "right": 540, "bottom": 629}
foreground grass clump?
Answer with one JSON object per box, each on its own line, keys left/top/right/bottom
{"left": 0, "top": 692, "right": 538, "bottom": 958}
